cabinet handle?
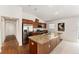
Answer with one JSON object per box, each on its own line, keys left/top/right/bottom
{"left": 31, "top": 42, "right": 34, "bottom": 45}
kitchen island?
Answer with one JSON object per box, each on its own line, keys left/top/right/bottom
{"left": 29, "top": 34, "right": 62, "bottom": 54}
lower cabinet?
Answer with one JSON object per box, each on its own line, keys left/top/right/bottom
{"left": 29, "top": 39, "right": 37, "bottom": 54}
{"left": 29, "top": 38, "right": 61, "bottom": 54}
{"left": 37, "top": 42, "right": 51, "bottom": 54}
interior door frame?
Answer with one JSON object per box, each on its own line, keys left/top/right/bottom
{"left": 1, "top": 16, "right": 19, "bottom": 45}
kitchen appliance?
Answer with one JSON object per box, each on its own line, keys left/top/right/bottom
{"left": 22, "top": 24, "right": 33, "bottom": 45}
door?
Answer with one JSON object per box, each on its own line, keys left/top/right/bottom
{"left": 5, "top": 20, "right": 16, "bottom": 36}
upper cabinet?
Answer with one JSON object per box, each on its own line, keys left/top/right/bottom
{"left": 33, "top": 18, "right": 39, "bottom": 28}
{"left": 33, "top": 18, "right": 46, "bottom": 28}
{"left": 22, "top": 18, "right": 47, "bottom": 28}
{"left": 22, "top": 19, "right": 33, "bottom": 24}
{"left": 38, "top": 23, "right": 46, "bottom": 28}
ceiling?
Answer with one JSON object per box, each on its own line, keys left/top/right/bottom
{"left": 21, "top": 5, "right": 79, "bottom": 22}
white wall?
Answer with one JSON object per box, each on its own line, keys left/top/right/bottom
{"left": 0, "top": 6, "right": 22, "bottom": 52}
{"left": 22, "top": 12, "right": 46, "bottom": 23}
{"left": 47, "top": 16, "right": 79, "bottom": 42}
{"left": 0, "top": 6, "right": 46, "bottom": 52}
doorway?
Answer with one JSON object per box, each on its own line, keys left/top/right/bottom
{"left": 1, "top": 16, "right": 19, "bottom": 53}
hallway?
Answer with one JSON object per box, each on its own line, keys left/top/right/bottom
{"left": 1, "top": 35, "right": 29, "bottom": 54}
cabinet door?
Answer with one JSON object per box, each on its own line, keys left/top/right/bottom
{"left": 22, "top": 19, "right": 33, "bottom": 24}
{"left": 50, "top": 39, "right": 57, "bottom": 51}
{"left": 37, "top": 42, "right": 51, "bottom": 54}
{"left": 33, "top": 22, "right": 38, "bottom": 28}
{"left": 39, "top": 23, "right": 46, "bottom": 28}
{"left": 50, "top": 38, "right": 61, "bottom": 51}
{"left": 29, "top": 39, "right": 37, "bottom": 54}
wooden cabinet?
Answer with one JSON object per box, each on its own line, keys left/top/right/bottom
{"left": 22, "top": 19, "right": 33, "bottom": 24}
{"left": 32, "top": 32, "right": 42, "bottom": 36}
{"left": 22, "top": 18, "right": 47, "bottom": 28}
{"left": 29, "top": 38, "right": 61, "bottom": 54}
{"left": 33, "top": 19, "right": 47, "bottom": 28}
{"left": 29, "top": 39, "right": 37, "bottom": 54}
{"left": 33, "top": 22, "right": 39, "bottom": 28}
{"left": 39, "top": 23, "right": 46, "bottom": 28}
{"left": 33, "top": 18, "right": 39, "bottom": 28}
{"left": 37, "top": 42, "right": 51, "bottom": 54}
{"left": 49, "top": 38, "right": 58, "bottom": 51}
{"left": 33, "top": 22, "right": 46, "bottom": 28}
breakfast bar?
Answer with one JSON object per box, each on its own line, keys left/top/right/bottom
{"left": 29, "top": 34, "right": 62, "bottom": 54}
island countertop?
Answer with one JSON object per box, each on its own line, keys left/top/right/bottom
{"left": 29, "top": 34, "right": 59, "bottom": 44}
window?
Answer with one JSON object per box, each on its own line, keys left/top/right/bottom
{"left": 49, "top": 24, "right": 55, "bottom": 29}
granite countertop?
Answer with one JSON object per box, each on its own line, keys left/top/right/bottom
{"left": 29, "top": 34, "right": 59, "bottom": 44}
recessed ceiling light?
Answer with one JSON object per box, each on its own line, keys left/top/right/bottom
{"left": 55, "top": 11, "right": 59, "bottom": 15}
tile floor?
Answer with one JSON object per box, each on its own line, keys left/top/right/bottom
{"left": 50, "top": 40, "right": 79, "bottom": 54}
